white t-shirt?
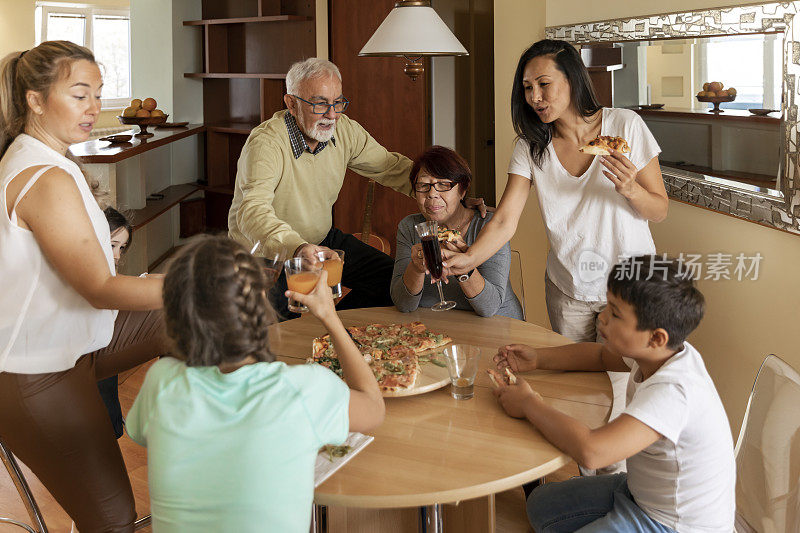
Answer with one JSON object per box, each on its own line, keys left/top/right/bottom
{"left": 508, "top": 107, "right": 660, "bottom": 301}
{"left": 0, "top": 134, "right": 116, "bottom": 373}
{"left": 624, "top": 342, "right": 735, "bottom": 532}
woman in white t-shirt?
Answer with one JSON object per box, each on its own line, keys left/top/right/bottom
{"left": 445, "top": 39, "right": 668, "bottom": 341}
{"left": 0, "top": 42, "right": 163, "bottom": 531}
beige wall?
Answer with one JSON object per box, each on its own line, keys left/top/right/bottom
{"left": 505, "top": 0, "right": 800, "bottom": 434}
{"left": 0, "top": 0, "right": 131, "bottom": 129}
{"left": 494, "top": 0, "right": 551, "bottom": 327}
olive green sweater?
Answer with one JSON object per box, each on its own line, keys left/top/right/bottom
{"left": 228, "top": 110, "right": 413, "bottom": 257}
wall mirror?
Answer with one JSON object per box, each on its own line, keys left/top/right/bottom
{"left": 547, "top": 2, "right": 800, "bottom": 234}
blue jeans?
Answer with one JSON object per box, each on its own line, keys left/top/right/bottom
{"left": 527, "top": 473, "right": 677, "bottom": 532}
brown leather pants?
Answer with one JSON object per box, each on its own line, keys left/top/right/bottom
{"left": 0, "top": 309, "right": 167, "bottom": 533}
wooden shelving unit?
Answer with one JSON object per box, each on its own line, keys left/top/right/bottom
{"left": 131, "top": 184, "right": 201, "bottom": 230}
{"left": 183, "top": 15, "right": 311, "bottom": 25}
{"left": 184, "top": 73, "right": 288, "bottom": 79}
{"left": 186, "top": 0, "right": 316, "bottom": 230}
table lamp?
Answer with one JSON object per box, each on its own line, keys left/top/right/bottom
{"left": 358, "top": 0, "right": 468, "bottom": 81}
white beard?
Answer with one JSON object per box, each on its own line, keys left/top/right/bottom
{"left": 308, "top": 119, "right": 336, "bottom": 142}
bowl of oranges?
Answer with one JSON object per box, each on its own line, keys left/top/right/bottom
{"left": 696, "top": 82, "right": 737, "bottom": 113}
{"left": 117, "top": 98, "right": 168, "bottom": 137}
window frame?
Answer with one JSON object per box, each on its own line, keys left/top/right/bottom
{"left": 36, "top": 2, "right": 131, "bottom": 109}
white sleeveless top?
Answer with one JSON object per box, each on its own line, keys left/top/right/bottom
{"left": 0, "top": 134, "right": 116, "bottom": 374}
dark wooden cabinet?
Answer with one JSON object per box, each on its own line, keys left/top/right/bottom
{"left": 329, "top": 0, "right": 430, "bottom": 256}
{"left": 185, "top": 0, "right": 317, "bottom": 230}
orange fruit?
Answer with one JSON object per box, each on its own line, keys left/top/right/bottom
{"left": 709, "top": 81, "right": 723, "bottom": 92}
{"left": 130, "top": 98, "right": 142, "bottom": 109}
{"left": 151, "top": 109, "right": 165, "bottom": 117}
{"left": 142, "top": 98, "right": 157, "bottom": 111}
{"left": 135, "top": 108, "right": 151, "bottom": 118}
{"left": 122, "top": 106, "right": 137, "bottom": 117}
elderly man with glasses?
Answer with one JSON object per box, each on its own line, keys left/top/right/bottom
{"left": 228, "top": 58, "right": 486, "bottom": 319}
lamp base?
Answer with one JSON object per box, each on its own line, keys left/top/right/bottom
{"left": 404, "top": 60, "right": 424, "bottom": 81}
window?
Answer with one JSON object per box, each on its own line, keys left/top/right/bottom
{"left": 36, "top": 3, "right": 131, "bottom": 108}
{"left": 698, "top": 34, "right": 782, "bottom": 110}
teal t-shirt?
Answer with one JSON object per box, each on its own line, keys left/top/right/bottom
{"left": 126, "top": 357, "right": 350, "bottom": 533}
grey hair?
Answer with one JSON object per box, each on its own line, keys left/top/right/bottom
{"left": 285, "top": 58, "right": 341, "bottom": 95}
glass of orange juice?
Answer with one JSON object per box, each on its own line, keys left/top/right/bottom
{"left": 284, "top": 257, "right": 323, "bottom": 313}
{"left": 315, "top": 249, "right": 345, "bottom": 298}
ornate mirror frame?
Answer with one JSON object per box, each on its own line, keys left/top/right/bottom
{"left": 546, "top": 1, "right": 800, "bottom": 234}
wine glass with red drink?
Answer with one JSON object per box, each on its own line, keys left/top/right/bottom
{"left": 414, "top": 220, "right": 457, "bottom": 311}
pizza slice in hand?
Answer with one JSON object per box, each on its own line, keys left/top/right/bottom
{"left": 437, "top": 226, "right": 462, "bottom": 244}
{"left": 578, "top": 135, "right": 631, "bottom": 156}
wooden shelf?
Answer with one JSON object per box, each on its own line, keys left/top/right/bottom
{"left": 131, "top": 184, "right": 201, "bottom": 230}
{"left": 206, "top": 122, "right": 257, "bottom": 135}
{"left": 587, "top": 64, "right": 623, "bottom": 72}
{"left": 633, "top": 106, "right": 780, "bottom": 125}
{"left": 184, "top": 72, "right": 287, "bottom": 79}
{"left": 183, "top": 15, "right": 311, "bottom": 25}
{"left": 198, "top": 184, "right": 235, "bottom": 195}
{"left": 71, "top": 124, "right": 205, "bottom": 164}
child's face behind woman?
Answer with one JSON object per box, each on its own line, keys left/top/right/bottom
{"left": 27, "top": 59, "right": 103, "bottom": 150}
{"left": 110, "top": 228, "right": 130, "bottom": 265}
{"left": 522, "top": 56, "right": 572, "bottom": 124}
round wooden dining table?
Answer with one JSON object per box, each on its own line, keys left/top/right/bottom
{"left": 270, "top": 307, "right": 612, "bottom": 533}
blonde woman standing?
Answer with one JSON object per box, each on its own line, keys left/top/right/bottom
{"left": 0, "top": 41, "right": 162, "bottom": 532}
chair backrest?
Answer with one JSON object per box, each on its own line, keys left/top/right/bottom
{"left": 734, "top": 354, "right": 800, "bottom": 532}
{"left": 508, "top": 249, "right": 526, "bottom": 321}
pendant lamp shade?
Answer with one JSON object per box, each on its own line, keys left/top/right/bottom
{"left": 359, "top": 1, "right": 467, "bottom": 80}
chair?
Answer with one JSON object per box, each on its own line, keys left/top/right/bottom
{"left": 0, "top": 439, "right": 151, "bottom": 532}
{"left": 733, "top": 355, "right": 800, "bottom": 532}
{"left": 508, "top": 249, "right": 526, "bottom": 321}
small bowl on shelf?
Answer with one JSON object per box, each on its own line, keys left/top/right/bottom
{"left": 116, "top": 114, "right": 168, "bottom": 137}
{"left": 98, "top": 134, "right": 133, "bottom": 144}
{"left": 748, "top": 108, "right": 780, "bottom": 116}
{"left": 639, "top": 103, "right": 665, "bottom": 110}
{"left": 695, "top": 94, "right": 735, "bottom": 113}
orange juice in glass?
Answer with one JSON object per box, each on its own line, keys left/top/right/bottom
{"left": 315, "top": 249, "right": 345, "bottom": 298}
{"left": 284, "top": 257, "right": 322, "bottom": 313}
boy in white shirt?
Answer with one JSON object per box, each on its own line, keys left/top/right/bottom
{"left": 491, "top": 255, "right": 735, "bottom": 532}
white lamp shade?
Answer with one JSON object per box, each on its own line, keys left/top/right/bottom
{"left": 359, "top": 5, "right": 468, "bottom": 57}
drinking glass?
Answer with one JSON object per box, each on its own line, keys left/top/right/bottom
{"left": 315, "top": 249, "right": 345, "bottom": 298}
{"left": 443, "top": 344, "right": 481, "bottom": 400}
{"left": 284, "top": 257, "right": 323, "bottom": 313}
{"left": 414, "top": 220, "right": 456, "bottom": 311}
{"left": 261, "top": 249, "right": 286, "bottom": 287}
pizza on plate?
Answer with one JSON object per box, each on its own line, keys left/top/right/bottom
{"left": 578, "top": 135, "right": 631, "bottom": 156}
{"left": 309, "top": 322, "right": 452, "bottom": 393}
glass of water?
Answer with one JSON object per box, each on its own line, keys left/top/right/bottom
{"left": 443, "top": 344, "right": 481, "bottom": 400}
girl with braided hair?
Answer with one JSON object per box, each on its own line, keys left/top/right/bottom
{"left": 126, "top": 235, "right": 385, "bottom": 532}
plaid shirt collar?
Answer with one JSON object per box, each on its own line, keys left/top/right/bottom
{"left": 284, "top": 111, "right": 335, "bottom": 159}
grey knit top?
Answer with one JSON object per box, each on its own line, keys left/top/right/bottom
{"left": 390, "top": 212, "right": 524, "bottom": 320}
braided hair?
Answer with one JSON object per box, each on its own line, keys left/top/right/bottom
{"left": 163, "top": 235, "right": 276, "bottom": 367}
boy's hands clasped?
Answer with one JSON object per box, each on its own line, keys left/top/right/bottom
{"left": 489, "top": 343, "right": 543, "bottom": 419}
{"left": 494, "top": 344, "right": 539, "bottom": 373}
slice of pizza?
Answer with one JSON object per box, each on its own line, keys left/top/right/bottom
{"left": 375, "top": 354, "right": 420, "bottom": 392}
{"left": 309, "top": 335, "right": 344, "bottom": 378}
{"left": 437, "top": 226, "right": 462, "bottom": 243}
{"left": 399, "top": 322, "right": 453, "bottom": 353}
{"left": 578, "top": 135, "right": 631, "bottom": 156}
